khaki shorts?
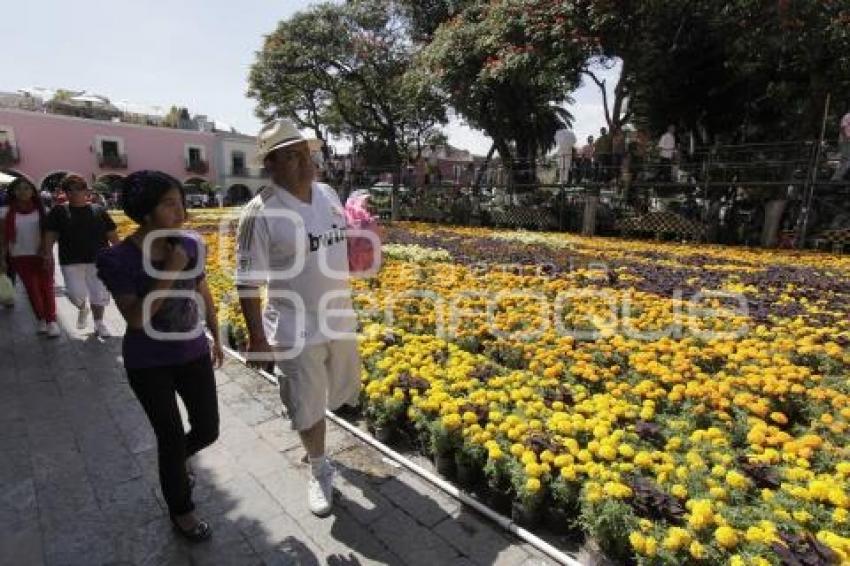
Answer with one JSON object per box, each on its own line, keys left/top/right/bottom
{"left": 275, "top": 339, "right": 361, "bottom": 431}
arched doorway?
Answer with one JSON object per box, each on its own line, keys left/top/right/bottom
{"left": 227, "top": 184, "right": 252, "bottom": 205}
{"left": 183, "top": 177, "right": 211, "bottom": 208}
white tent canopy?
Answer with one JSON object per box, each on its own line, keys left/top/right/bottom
{"left": 0, "top": 171, "right": 16, "bottom": 185}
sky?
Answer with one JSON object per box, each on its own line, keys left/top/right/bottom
{"left": 0, "top": 0, "right": 617, "bottom": 156}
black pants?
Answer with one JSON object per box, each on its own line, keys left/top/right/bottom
{"left": 127, "top": 355, "right": 219, "bottom": 516}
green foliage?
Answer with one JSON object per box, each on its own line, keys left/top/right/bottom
{"left": 580, "top": 498, "right": 640, "bottom": 564}
{"left": 414, "top": 0, "right": 588, "bottom": 187}
{"left": 248, "top": 0, "right": 447, "bottom": 167}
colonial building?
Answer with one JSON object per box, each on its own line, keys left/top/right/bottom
{"left": 0, "top": 107, "right": 216, "bottom": 194}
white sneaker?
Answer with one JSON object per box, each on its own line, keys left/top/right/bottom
{"left": 307, "top": 460, "right": 334, "bottom": 517}
{"left": 95, "top": 321, "right": 110, "bottom": 338}
{"left": 76, "top": 302, "right": 90, "bottom": 329}
{"left": 47, "top": 321, "right": 61, "bottom": 338}
{"left": 37, "top": 320, "right": 48, "bottom": 334}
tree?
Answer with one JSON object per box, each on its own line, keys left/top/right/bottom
{"left": 578, "top": 0, "right": 850, "bottom": 143}
{"left": 248, "top": 0, "right": 447, "bottom": 198}
{"left": 415, "top": 0, "right": 589, "bottom": 189}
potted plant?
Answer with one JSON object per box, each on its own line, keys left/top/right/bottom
{"left": 545, "top": 476, "right": 581, "bottom": 534}
{"left": 510, "top": 466, "right": 546, "bottom": 528}
{"left": 483, "top": 449, "right": 514, "bottom": 514}
{"left": 365, "top": 397, "right": 405, "bottom": 444}
{"left": 455, "top": 439, "right": 486, "bottom": 488}
{"left": 429, "top": 415, "right": 462, "bottom": 477}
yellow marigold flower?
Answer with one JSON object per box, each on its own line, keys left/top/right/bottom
{"left": 525, "top": 478, "right": 541, "bottom": 493}
{"left": 598, "top": 444, "right": 617, "bottom": 461}
{"left": 793, "top": 510, "right": 812, "bottom": 524}
{"left": 525, "top": 462, "right": 543, "bottom": 478}
{"left": 644, "top": 536, "right": 657, "bottom": 557}
{"left": 488, "top": 446, "right": 503, "bottom": 461}
{"left": 689, "top": 541, "right": 706, "bottom": 559}
{"left": 510, "top": 443, "right": 524, "bottom": 457}
{"left": 671, "top": 484, "right": 688, "bottom": 499}
{"left": 725, "top": 470, "right": 749, "bottom": 489}
{"left": 662, "top": 527, "right": 691, "bottom": 551}
{"left": 714, "top": 525, "right": 739, "bottom": 549}
{"left": 629, "top": 532, "right": 645, "bottom": 554}
{"left": 462, "top": 411, "right": 478, "bottom": 426}
{"left": 561, "top": 465, "right": 577, "bottom": 481}
{"left": 834, "top": 508, "right": 849, "bottom": 524}
{"left": 710, "top": 486, "right": 727, "bottom": 501}
{"left": 770, "top": 411, "right": 788, "bottom": 425}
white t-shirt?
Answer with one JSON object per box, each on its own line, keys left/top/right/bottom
{"left": 658, "top": 132, "right": 677, "bottom": 159}
{"left": 235, "top": 182, "right": 356, "bottom": 347}
{"left": 554, "top": 129, "right": 577, "bottom": 155}
{"left": 9, "top": 210, "right": 41, "bottom": 257}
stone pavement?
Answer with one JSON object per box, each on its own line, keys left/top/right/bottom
{"left": 0, "top": 269, "right": 562, "bottom": 566}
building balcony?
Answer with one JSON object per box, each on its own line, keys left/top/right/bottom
{"left": 97, "top": 153, "right": 128, "bottom": 169}
{"left": 186, "top": 158, "right": 209, "bottom": 174}
{"left": 229, "top": 166, "right": 269, "bottom": 178}
{"left": 0, "top": 143, "right": 19, "bottom": 166}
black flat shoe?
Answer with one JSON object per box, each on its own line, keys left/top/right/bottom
{"left": 170, "top": 516, "right": 212, "bottom": 543}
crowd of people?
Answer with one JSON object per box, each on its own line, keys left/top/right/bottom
{"left": 0, "top": 118, "right": 367, "bottom": 542}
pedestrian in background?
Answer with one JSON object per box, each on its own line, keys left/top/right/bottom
{"left": 42, "top": 175, "right": 119, "bottom": 337}
{"left": 2, "top": 178, "right": 59, "bottom": 336}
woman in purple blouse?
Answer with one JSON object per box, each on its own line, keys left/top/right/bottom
{"left": 97, "top": 171, "right": 223, "bottom": 542}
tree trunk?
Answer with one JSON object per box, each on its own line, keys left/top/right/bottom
{"left": 761, "top": 199, "right": 788, "bottom": 248}
{"left": 474, "top": 143, "right": 497, "bottom": 195}
{"left": 582, "top": 192, "right": 599, "bottom": 236}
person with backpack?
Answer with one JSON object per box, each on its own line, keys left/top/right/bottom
{"left": 42, "top": 175, "right": 119, "bottom": 337}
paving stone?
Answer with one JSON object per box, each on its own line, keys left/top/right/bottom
{"left": 94, "top": 476, "right": 163, "bottom": 528}
{"left": 186, "top": 534, "right": 263, "bottom": 566}
{"left": 254, "top": 534, "right": 323, "bottom": 566}
{"left": 377, "top": 472, "right": 461, "bottom": 528}
{"left": 335, "top": 472, "right": 392, "bottom": 526}
{"left": 0, "top": 519, "right": 44, "bottom": 566}
{"left": 369, "top": 506, "right": 461, "bottom": 566}
{"left": 433, "top": 510, "right": 532, "bottom": 566}
{"left": 0, "top": 477, "right": 38, "bottom": 526}
{"left": 42, "top": 518, "right": 119, "bottom": 566}
{"left": 252, "top": 418, "right": 302, "bottom": 453}
{"left": 218, "top": 474, "right": 288, "bottom": 538}
{"left": 329, "top": 445, "right": 401, "bottom": 485}
{"left": 108, "top": 398, "right": 157, "bottom": 454}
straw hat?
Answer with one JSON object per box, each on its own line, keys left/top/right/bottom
{"left": 254, "top": 119, "right": 323, "bottom": 165}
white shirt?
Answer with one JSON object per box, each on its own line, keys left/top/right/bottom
{"left": 235, "top": 182, "right": 356, "bottom": 347}
{"left": 9, "top": 210, "right": 41, "bottom": 257}
{"left": 554, "top": 129, "right": 577, "bottom": 155}
{"left": 658, "top": 132, "right": 677, "bottom": 159}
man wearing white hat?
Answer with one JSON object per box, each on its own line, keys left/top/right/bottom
{"left": 235, "top": 119, "right": 360, "bottom": 517}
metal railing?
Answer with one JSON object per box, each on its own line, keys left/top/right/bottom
{"left": 97, "top": 152, "right": 128, "bottom": 169}
{"left": 186, "top": 158, "right": 209, "bottom": 174}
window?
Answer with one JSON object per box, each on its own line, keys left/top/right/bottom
{"left": 231, "top": 151, "right": 246, "bottom": 175}
{"left": 102, "top": 140, "right": 119, "bottom": 158}
{"left": 188, "top": 147, "right": 202, "bottom": 163}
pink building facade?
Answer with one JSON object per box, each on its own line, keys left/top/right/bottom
{"left": 0, "top": 108, "right": 217, "bottom": 192}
